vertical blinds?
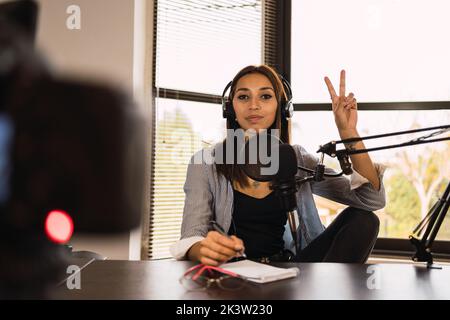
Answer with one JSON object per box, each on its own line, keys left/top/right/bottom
{"left": 154, "top": 0, "right": 263, "bottom": 95}
{"left": 262, "top": 0, "right": 277, "bottom": 68}
{"left": 150, "top": 101, "right": 204, "bottom": 259}
{"left": 149, "top": 0, "right": 280, "bottom": 260}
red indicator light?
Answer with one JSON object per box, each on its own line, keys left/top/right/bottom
{"left": 45, "top": 210, "right": 74, "bottom": 244}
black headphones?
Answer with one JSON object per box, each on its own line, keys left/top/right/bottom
{"left": 221, "top": 74, "right": 294, "bottom": 121}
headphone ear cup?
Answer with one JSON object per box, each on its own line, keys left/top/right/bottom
{"left": 279, "top": 76, "right": 293, "bottom": 120}
{"left": 221, "top": 81, "right": 234, "bottom": 120}
{"left": 222, "top": 100, "right": 235, "bottom": 120}
{"left": 280, "top": 99, "right": 294, "bottom": 120}
{"left": 285, "top": 100, "right": 294, "bottom": 118}
{"left": 222, "top": 100, "right": 228, "bottom": 119}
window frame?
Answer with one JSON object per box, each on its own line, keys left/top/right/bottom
{"left": 294, "top": 101, "right": 450, "bottom": 112}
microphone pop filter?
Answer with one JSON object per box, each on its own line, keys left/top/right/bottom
{"left": 241, "top": 132, "right": 295, "bottom": 182}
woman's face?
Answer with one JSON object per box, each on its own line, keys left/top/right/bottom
{"left": 232, "top": 72, "right": 278, "bottom": 132}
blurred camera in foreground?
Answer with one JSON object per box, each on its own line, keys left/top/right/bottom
{"left": 0, "top": 0, "right": 147, "bottom": 298}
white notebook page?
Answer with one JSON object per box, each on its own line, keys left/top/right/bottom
{"left": 220, "top": 260, "right": 300, "bottom": 284}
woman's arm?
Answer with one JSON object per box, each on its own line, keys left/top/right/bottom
{"left": 296, "top": 144, "right": 386, "bottom": 211}
{"left": 338, "top": 128, "right": 380, "bottom": 191}
{"left": 324, "top": 70, "right": 380, "bottom": 191}
{"left": 170, "top": 150, "right": 244, "bottom": 264}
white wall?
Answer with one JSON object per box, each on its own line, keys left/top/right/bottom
{"left": 36, "top": 0, "right": 135, "bottom": 92}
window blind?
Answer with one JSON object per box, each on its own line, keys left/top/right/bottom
{"left": 154, "top": 0, "right": 263, "bottom": 95}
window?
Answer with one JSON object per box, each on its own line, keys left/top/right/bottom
{"left": 291, "top": 1, "right": 450, "bottom": 246}
{"left": 150, "top": 0, "right": 264, "bottom": 259}
{"left": 291, "top": 0, "right": 450, "bottom": 103}
{"left": 155, "top": 0, "right": 262, "bottom": 95}
{"left": 150, "top": 99, "right": 225, "bottom": 258}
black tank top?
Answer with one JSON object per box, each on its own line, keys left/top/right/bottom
{"left": 229, "top": 189, "right": 287, "bottom": 258}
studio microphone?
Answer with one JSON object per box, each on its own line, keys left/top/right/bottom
{"left": 241, "top": 134, "right": 301, "bottom": 253}
{"left": 271, "top": 144, "right": 301, "bottom": 254}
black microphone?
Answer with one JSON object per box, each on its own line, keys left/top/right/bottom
{"left": 241, "top": 134, "right": 301, "bottom": 253}
{"left": 272, "top": 144, "right": 298, "bottom": 211}
{"left": 271, "top": 144, "right": 300, "bottom": 254}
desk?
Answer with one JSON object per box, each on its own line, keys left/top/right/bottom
{"left": 54, "top": 260, "right": 450, "bottom": 300}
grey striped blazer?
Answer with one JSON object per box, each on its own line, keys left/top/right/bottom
{"left": 170, "top": 144, "right": 386, "bottom": 259}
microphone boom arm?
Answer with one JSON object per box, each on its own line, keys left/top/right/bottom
{"left": 317, "top": 125, "right": 450, "bottom": 159}
{"left": 313, "top": 124, "right": 450, "bottom": 268}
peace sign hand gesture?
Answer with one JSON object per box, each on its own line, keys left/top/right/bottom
{"left": 324, "top": 70, "right": 358, "bottom": 132}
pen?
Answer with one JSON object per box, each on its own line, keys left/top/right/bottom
{"left": 209, "top": 220, "right": 247, "bottom": 259}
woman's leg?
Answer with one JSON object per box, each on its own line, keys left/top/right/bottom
{"left": 295, "top": 207, "right": 380, "bottom": 263}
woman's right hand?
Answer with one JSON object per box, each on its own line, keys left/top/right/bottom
{"left": 188, "top": 231, "right": 245, "bottom": 266}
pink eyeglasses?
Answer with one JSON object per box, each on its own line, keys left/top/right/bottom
{"left": 180, "top": 264, "right": 247, "bottom": 291}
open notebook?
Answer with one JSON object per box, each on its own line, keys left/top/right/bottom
{"left": 220, "top": 260, "right": 300, "bottom": 284}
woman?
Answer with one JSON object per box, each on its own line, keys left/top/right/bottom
{"left": 170, "top": 65, "right": 386, "bottom": 265}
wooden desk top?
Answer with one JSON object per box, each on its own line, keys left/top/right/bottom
{"left": 54, "top": 260, "right": 450, "bottom": 300}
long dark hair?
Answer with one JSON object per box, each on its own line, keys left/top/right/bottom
{"left": 216, "top": 65, "right": 291, "bottom": 188}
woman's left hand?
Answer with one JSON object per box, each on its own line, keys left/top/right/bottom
{"left": 324, "top": 70, "right": 358, "bottom": 131}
